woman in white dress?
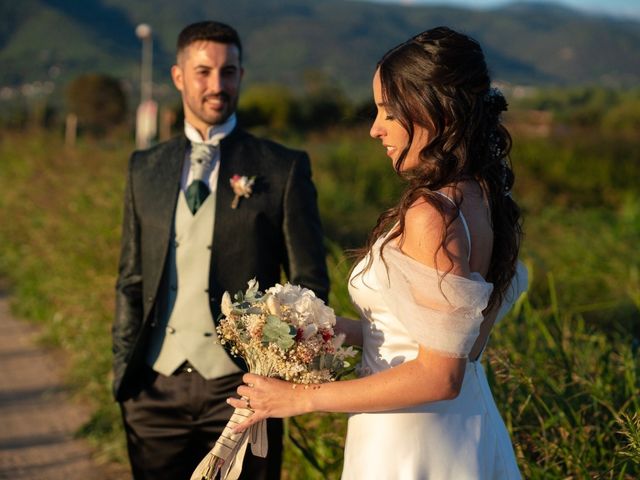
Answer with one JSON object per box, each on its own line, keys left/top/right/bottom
{"left": 229, "top": 26, "right": 527, "bottom": 479}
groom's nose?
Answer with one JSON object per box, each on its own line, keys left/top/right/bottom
{"left": 207, "top": 72, "right": 223, "bottom": 93}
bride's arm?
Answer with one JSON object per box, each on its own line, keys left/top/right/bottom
{"left": 229, "top": 347, "right": 466, "bottom": 432}
{"left": 336, "top": 315, "right": 363, "bottom": 346}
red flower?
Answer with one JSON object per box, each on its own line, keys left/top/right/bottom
{"left": 321, "top": 329, "right": 333, "bottom": 342}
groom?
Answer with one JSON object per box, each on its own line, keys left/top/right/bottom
{"left": 112, "top": 21, "right": 329, "bottom": 480}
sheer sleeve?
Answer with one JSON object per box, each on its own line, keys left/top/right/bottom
{"left": 370, "top": 242, "right": 493, "bottom": 358}
{"left": 495, "top": 260, "right": 529, "bottom": 323}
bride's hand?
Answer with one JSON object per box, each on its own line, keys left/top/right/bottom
{"left": 227, "top": 373, "right": 312, "bottom": 433}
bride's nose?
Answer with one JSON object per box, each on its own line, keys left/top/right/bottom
{"left": 370, "top": 121, "right": 384, "bottom": 139}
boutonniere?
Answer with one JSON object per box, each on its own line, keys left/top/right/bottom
{"left": 230, "top": 174, "right": 256, "bottom": 209}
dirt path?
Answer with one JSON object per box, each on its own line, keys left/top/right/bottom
{"left": 0, "top": 293, "right": 130, "bottom": 479}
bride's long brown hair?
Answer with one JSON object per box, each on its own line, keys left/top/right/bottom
{"left": 356, "top": 26, "right": 522, "bottom": 312}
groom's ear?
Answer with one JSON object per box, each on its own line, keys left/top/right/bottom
{"left": 171, "top": 65, "right": 184, "bottom": 92}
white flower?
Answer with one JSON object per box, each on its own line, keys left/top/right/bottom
{"left": 314, "top": 302, "right": 336, "bottom": 329}
{"left": 221, "top": 291, "right": 233, "bottom": 316}
{"left": 337, "top": 345, "right": 357, "bottom": 361}
{"left": 268, "top": 283, "right": 308, "bottom": 305}
{"left": 302, "top": 323, "right": 318, "bottom": 340}
{"left": 246, "top": 278, "right": 259, "bottom": 298}
{"left": 265, "top": 294, "right": 281, "bottom": 316}
{"left": 331, "top": 332, "right": 346, "bottom": 349}
{"left": 293, "top": 295, "right": 335, "bottom": 329}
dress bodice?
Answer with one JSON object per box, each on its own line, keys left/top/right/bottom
{"left": 349, "top": 249, "right": 420, "bottom": 374}
{"left": 348, "top": 235, "right": 528, "bottom": 375}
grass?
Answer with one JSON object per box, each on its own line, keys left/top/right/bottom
{"left": 0, "top": 123, "right": 638, "bottom": 478}
{"left": 489, "top": 275, "right": 640, "bottom": 478}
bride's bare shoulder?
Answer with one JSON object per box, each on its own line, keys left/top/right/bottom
{"left": 400, "top": 196, "right": 470, "bottom": 276}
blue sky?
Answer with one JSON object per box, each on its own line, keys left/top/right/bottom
{"left": 377, "top": 0, "right": 640, "bottom": 20}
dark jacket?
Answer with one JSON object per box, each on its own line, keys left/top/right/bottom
{"left": 112, "top": 128, "right": 329, "bottom": 401}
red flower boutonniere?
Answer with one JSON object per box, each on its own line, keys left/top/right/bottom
{"left": 230, "top": 175, "right": 256, "bottom": 209}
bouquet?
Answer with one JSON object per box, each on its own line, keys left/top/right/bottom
{"left": 191, "top": 279, "right": 355, "bottom": 480}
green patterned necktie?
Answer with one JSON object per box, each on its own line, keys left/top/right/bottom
{"left": 186, "top": 143, "right": 216, "bottom": 214}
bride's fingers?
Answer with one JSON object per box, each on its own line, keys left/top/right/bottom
{"left": 225, "top": 397, "right": 265, "bottom": 433}
{"left": 227, "top": 394, "right": 255, "bottom": 409}
{"left": 237, "top": 384, "right": 253, "bottom": 398}
{"left": 242, "top": 372, "right": 260, "bottom": 385}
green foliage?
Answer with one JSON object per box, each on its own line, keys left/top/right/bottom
{"left": 489, "top": 278, "right": 640, "bottom": 478}
{"left": 602, "top": 98, "right": 640, "bottom": 136}
{"left": 66, "top": 73, "right": 128, "bottom": 136}
{"left": 302, "top": 128, "right": 404, "bottom": 248}
{"left": 283, "top": 414, "right": 347, "bottom": 479}
{"left": 238, "top": 79, "right": 357, "bottom": 133}
{"left": 513, "top": 86, "right": 640, "bottom": 130}
{"left": 262, "top": 316, "right": 296, "bottom": 351}
{"left": 239, "top": 84, "right": 298, "bottom": 132}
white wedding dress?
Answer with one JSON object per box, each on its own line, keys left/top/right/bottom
{"left": 343, "top": 216, "right": 527, "bottom": 479}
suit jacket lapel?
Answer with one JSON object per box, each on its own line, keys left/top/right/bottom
{"left": 215, "top": 134, "right": 236, "bottom": 229}
{"left": 214, "top": 127, "right": 252, "bottom": 231}
{"left": 153, "top": 134, "right": 186, "bottom": 227}
{"left": 211, "top": 129, "right": 251, "bottom": 295}
{"left": 144, "top": 135, "right": 187, "bottom": 302}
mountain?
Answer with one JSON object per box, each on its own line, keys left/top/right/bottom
{"left": 1, "top": 0, "right": 639, "bottom": 102}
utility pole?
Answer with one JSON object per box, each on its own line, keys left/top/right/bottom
{"left": 135, "top": 23, "right": 157, "bottom": 149}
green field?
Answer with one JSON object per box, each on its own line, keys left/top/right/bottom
{"left": 0, "top": 96, "right": 638, "bottom": 478}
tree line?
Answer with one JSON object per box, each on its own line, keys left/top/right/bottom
{"left": 1, "top": 72, "right": 639, "bottom": 139}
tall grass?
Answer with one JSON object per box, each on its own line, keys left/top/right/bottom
{"left": 0, "top": 124, "right": 638, "bottom": 477}
{"left": 490, "top": 275, "right": 639, "bottom": 478}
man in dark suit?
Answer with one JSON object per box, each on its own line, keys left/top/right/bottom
{"left": 112, "top": 21, "right": 329, "bottom": 480}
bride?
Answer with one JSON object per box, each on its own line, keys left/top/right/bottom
{"left": 228, "top": 26, "right": 527, "bottom": 479}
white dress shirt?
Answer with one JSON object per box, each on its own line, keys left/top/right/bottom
{"left": 181, "top": 114, "right": 237, "bottom": 194}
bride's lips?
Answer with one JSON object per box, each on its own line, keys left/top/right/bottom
{"left": 383, "top": 145, "right": 397, "bottom": 158}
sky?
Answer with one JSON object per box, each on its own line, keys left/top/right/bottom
{"left": 378, "top": 0, "right": 640, "bottom": 20}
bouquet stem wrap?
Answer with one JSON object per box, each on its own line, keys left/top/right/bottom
{"left": 190, "top": 407, "right": 268, "bottom": 480}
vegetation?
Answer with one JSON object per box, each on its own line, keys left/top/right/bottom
{"left": 66, "top": 73, "right": 128, "bottom": 136}
{"left": 0, "top": 86, "right": 638, "bottom": 478}
{"left": 512, "top": 86, "right": 640, "bottom": 134}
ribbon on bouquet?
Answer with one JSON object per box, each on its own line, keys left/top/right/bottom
{"left": 190, "top": 407, "right": 268, "bottom": 480}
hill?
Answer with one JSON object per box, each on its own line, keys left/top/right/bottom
{"left": 1, "top": 0, "right": 640, "bottom": 102}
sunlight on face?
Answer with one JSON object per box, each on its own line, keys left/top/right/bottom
{"left": 172, "top": 41, "right": 244, "bottom": 137}
{"left": 369, "top": 69, "right": 430, "bottom": 171}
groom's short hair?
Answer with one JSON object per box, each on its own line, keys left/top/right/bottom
{"left": 176, "top": 21, "right": 243, "bottom": 63}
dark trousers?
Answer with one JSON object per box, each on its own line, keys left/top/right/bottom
{"left": 119, "top": 367, "right": 283, "bottom": 480}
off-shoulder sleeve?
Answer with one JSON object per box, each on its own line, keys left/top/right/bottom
{"left": 371, "top": 243, "right": 493, "bottom": 358}
{"left": 495, "top": 260, "right": 529, "bottom": 323}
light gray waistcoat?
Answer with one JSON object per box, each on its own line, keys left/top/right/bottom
{"left": 146, "top": 192, "right": 242, "bottom": 378}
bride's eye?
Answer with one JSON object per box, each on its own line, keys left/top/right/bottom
{"left": 385, "top": 114, "right": 395, "bottom": 121}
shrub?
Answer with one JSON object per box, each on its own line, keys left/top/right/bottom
{"left": 66, "top": 73, "right": 127, "bottom": 136}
